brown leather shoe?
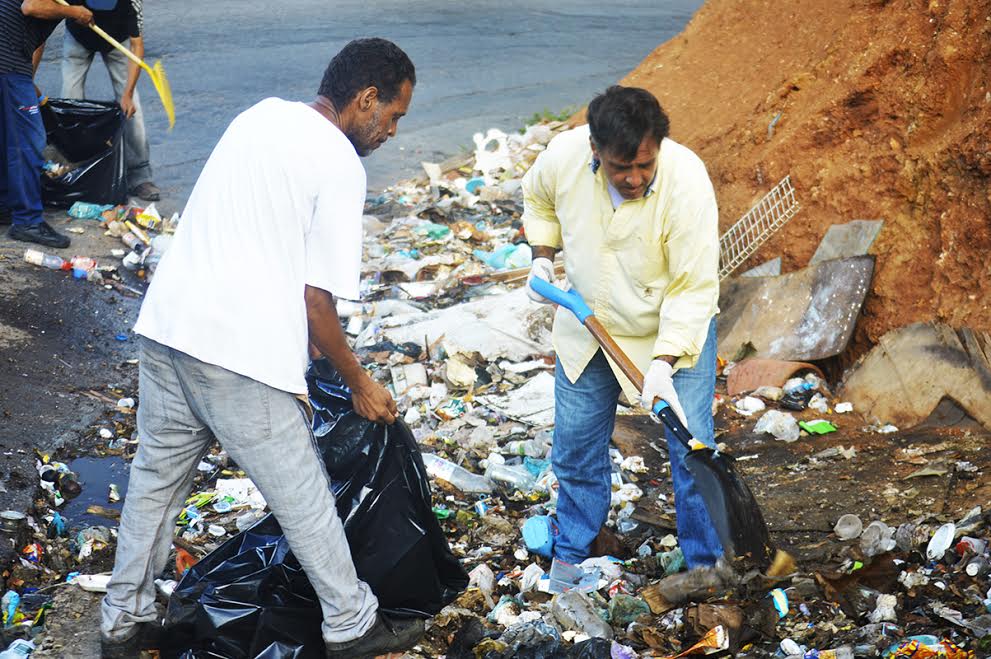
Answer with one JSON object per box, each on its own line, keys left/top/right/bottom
{"left": 130, "top": 181, "right": 161, "bottom": 201}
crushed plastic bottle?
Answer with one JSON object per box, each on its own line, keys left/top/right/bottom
{"left": 421, "top": 453, "right": 493, "bottom": 494}
{"left": 121, "top": 231, "right": 147, "bottom": 253}
{"left": 23, "top": 249, "right": 66, "bottom": 270}
{"left": 484, "top": 462, "right": 536, "bottom": 492}
{"left": 505, "top": 433, "right": 552, "bottom": 459}
{"left": 0, "top": 639, "right": 34, "bottom": 658}
{"left": 551, "top": 590, "right": 613, "bottom": 639}
{"left": 70, "top": 256, "right": 97, "bottom": 279}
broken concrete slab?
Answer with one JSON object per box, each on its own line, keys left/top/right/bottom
{"left": 717, "top": 256, "right": 875, "bottom": 361}
{"left": 740, "top": 257, "right": 782, "bottom": 278}
{"left": 726, "top": 358, "right": 825, "bottom": 396}
{"left": 839, "top": 322, "right": 991, "bottom": 431}
{"left": 809, "top": 219, "right": 884, "bottom": 266}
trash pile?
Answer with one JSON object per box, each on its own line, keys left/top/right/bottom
{"left": 21, "top": 199, "right": 177, "bottom": 292}
{"left": 5, "top": 117, "right": 989, "bottom": 658}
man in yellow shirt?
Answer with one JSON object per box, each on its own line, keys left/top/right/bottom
{"left": 522, "top": 86, "right": 723, "bottom": 589}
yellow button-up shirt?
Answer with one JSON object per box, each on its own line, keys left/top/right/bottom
{"left": 522, "top": 125, "right": 719, "bottom": 400}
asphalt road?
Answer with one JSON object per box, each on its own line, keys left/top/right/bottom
{"left": 35, "top": 0, "right": 703, "bottom": 199}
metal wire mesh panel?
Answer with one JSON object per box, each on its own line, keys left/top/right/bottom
{"left": 719, "top": 176, "right": 799, "bottom": 280}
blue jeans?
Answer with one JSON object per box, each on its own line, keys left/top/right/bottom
{"left": 552, "top": 318, "right": 724, "bottom": 567}
{"left": 0, "top": 73, "right": 46, "bottom": 227}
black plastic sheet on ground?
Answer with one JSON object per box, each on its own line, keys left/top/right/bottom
{"left": 40, "top": 98, "right": 127, "bottom": 206}
{"left": 162, "top": 359, "right": 468, "bottom": 658}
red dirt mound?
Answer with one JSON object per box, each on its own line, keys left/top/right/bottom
{"left": 616, "top": 0, "right": 991, "bottom": 352}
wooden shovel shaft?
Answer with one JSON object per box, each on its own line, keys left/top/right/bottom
{"left": 584, "top": 316, "right": 646, "bottom": 392}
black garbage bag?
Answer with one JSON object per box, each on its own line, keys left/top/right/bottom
{"left": 161, "top": 359, "right": 467, "bottom": 659}
{"left": 40, "top": 98, "right": 127, "bottom": 206}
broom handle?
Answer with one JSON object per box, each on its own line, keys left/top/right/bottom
{"left": 53, "top": 0, "right": 151, "bottom": 73}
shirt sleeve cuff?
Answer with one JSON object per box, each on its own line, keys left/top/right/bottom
{"left": 522, "top": 214, "right": 563, "bottom": 249}
{"left": 652, "top": 338, "right": 700, "bottom": 371}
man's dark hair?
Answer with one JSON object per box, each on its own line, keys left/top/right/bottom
{"left": 318, "top": 38, "right": 416, "bottom": 109}
{"left": 587, "top": 86, "right": 669, "bottom": 160}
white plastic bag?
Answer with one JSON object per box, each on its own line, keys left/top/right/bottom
{"left": 754, "top": 410, "right": 800, "bottom": 442}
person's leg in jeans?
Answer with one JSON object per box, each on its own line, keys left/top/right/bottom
{"left": 102, "top": 44, "right": 153, "bottom": 187}
{"left": 169, "top": 348, "right": 378, "bottom": 644}
{"left": 0, "top": 73, "right": 46, "bottom": 228}
{"left": 102, "top": 338, "right": 215, "bottom": 640}
{"left": 665, "top": 317, "right": 724, "bottom": 567}
{"left": 60, "top": 29, "right": 95, "bottom": 100}
{"left": 0, "top": 75, "right": 9, "bottom": 220}
{"left": 103, "top": 340, "right": 379, "bottom": 644}
{"left": 552, "top": 350, "right": 622, "bottom": 564}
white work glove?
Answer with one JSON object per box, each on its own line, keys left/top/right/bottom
{"left": 641, "top": 359, "right": 689, "bottom": 427}
{"left": 526, "top": 257, "right": 556, "bottom": 304}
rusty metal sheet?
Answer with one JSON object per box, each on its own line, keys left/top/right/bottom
{"left": 717, "top": 256, "right": 874, "bottom": 361}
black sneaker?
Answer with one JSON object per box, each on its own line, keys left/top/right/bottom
{"left": 101, "top": 622, "right": 161, "bottom": 658}
{"left": 325, "top": 614, "right": 424, "bottom": 659}
{"left": 8, "top": 221, "right": 70, "bottom": 249}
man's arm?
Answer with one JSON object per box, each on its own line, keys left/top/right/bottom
{"left": 32, "top": 44, "right": 44, "bottom": 75}
{"left": 304, "top": 285, "right": 397, "bottom": 425}
{"left": 21, "top": 0, "right": 92, "bottom": 24}
{"left": 120, "top": 36, "right": 143, "bottom": 118}
{"left": 652, "top": 172, "right": 720, "bottom": 368}
{"left": 531, "top": 245, "right": 558, "bottom": 261}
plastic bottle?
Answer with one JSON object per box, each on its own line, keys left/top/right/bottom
{"left": 550, "top": 590, "right": 612, "bottom": 639}
{"left": 121, "top": 250, "right": 144, "bottom": 271}
{"left": 505, "top": 435, "right": 552, "bottom": 459}
{"left": 70, "top": 256, "right": 97, "bottom": 279}
{"left": 121, "top": 231, "right": 146, "bottom": 253}
{"left": 484, "top": 462, "right": 536, "bottom": 492}
{"left": 421, "top": 453, "right": 493, "bottom": 494}
{"left": 23, "top": 249, "right": 66, "bottom": 270}
{"left": 0, "top": 639, "right": 34, "bottom": 658}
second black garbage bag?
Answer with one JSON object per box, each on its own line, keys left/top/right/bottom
{"left": 40, "top": 99, "right": 127, "bottom": 206}
{"left": 161, "top": 359, "right": 468, "bottom": 659}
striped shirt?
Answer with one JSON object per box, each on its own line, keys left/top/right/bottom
{"left": 0, "top": 0, "right": 59, "bottom": 77}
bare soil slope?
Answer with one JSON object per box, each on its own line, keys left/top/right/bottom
{"left": 617, "top": 0, "right": 991, "bottom": 350}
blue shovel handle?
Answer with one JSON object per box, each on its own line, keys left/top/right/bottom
{"left": 529, "top": 275, "right": 697, "bottom": 448}
{"left": 528, "top": 276, "right": 594, "bottom": 323}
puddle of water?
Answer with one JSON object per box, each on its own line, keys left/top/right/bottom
{"left": 58, "top": 456, "right": 130, "bottom": 531}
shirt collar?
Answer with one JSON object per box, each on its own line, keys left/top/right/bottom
{"left": 589, "top": 156, "right": 658, "bottom": 199}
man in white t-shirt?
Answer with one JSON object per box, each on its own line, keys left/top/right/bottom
{"left": 100, "top": 38, "right": 420, "bottom": 659}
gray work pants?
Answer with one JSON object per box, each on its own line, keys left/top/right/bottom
{"left": 60, "top": 30, "right": 153, "bottom": 187}
{"left": 101, "top": 338, "right": 378, "bottom": 643}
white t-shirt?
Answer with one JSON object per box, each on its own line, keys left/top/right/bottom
{"left": 134, "top": 98, "right": 365, "bottom": 395}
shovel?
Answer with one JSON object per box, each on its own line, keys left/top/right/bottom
{"left": 529, "top": 276, "right": 773, "bottom": 568}
{"left": 55, "top": 0, "right": 175, "bottom": 129}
